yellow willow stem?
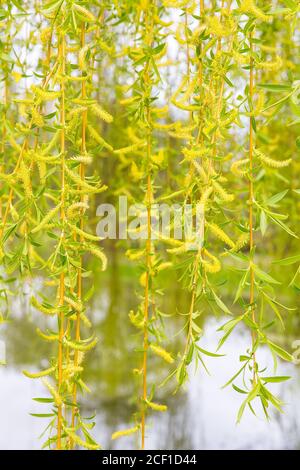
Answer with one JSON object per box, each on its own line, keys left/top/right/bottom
{"left": 185, "top": 0, "right": 232, "bottom": 344}
{"left": 141, "top": 0, "right": 154, "bottom": 451}
{"left": 185, "top": 9, "right": 191, "bottom": 120}
{"left": 57, "top": 30, "right": 66, "bottom": 451}
{"left": 249, "top": 32, "right": 257, "bottom": 384}
{"left": 183, "top": 249, "right": 202, "bottom": 358}
{"left": 185, "top": 0, "right": 205, "bottom": 203}
{"left": 184, "top": 0, "right": 206, "bottom": 349}
{"left": 70, "top": 23, "right": 87, "bottom": 447}
{"left": 210, "top": 0, "right": 232, "bottom": 173}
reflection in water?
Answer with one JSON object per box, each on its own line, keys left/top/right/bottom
{"left": 0, "top": 255, "right": 300, "bottom": 450}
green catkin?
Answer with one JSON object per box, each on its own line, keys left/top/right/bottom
{"left": 73, "top": 3, "right": 96, "bottom": 22}
{"left": 42, "top": 131, "right": 60, "bottom": 155}
{"left": 8, "top": 133, "right": 22, "bottom": 152}
{"left": 36, "top": 328, "right": 59, "bottom": 342}
{"left": 64, "top": 165, "right": 104, "bottom": 192}
{"left": 87, "top": 124, "right": 113, "bottom": 151}
{"left": 23, "top": 366, "right": 56, "bottom": 379}
{"left": 63, "top": 337, "right": 98, "bottom": 352}
{"left": 31, "top": 204, "right": 61, "bottom": 233}
{"left": 31, "top": 296, "right": 57, "bottom": 315}
{"left": 254, "top": 149, "right": 291, "bottom": 168}
{"left": 113, "top": 142, "right": 146, "bottom": 155}
{"left": 67, "top": 222, "right": 102, "bottom": 241}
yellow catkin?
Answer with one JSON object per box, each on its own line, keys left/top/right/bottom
{"left": 206, "top": 16, "right": 231, "bottom": 38}
{"left": 182, "top": 146, "right": 211, "bottom": 160}
{"left": 202, "top": 248, "right": 221, "bottom": 273}
{"left": 42, "top": 378, "right": 63, "bottom": 406}
{"left": 156, "top": 261, "right": 172, "bottom": 272}
{"left": 31, "top": 85, "right": 61, "bottom": 101}
{"left": 145, "top": 400, "right": 167, "bottom": 412}
{"left": 63, "top": 366, "right": 83, "bottom": 380}
{"left": 69, "top": 106, "right": 88, "bottom": 117}
{"left": 78, "top": 44, "right": 90, "bottom": 70}
{"left": 31, "top": 107, "right": 45, "bottom": 127}
{"left": 8, "top": 134, "right": 22, "bottom": 152}
{"left": 83, "top": 243, "right": 107, "bottom": 271}
{"left": 207, "top": 222, "right": 235, "bottom": 249}
{"left": 71, "top": 155, "right": 93, "bottom": 165}
{"left": 239, "top": 0, "right": 271, "bottom": 22}
{"left": 231, "top": 158, "right": 249, "bottom": 176}
{"left": 111, "top": 426, "right": 139, "bottom": 440}
{"left": 212, "top": 180, "right": 234, "bottom": 202}
{"left": 64, "top": 296, "right": 82, "bottom": 312}
{"left": 37, "top": 161, "right": 47, "bottom": 184}
{"left": 90, "top": 103, "right": 113, "bottom": 123}
{"left": 130, "top": 161, "right": 143, "bottom": 181}
{"left": 67, "top": 201, "right": 89, "bottom": 219}
{"left": 113, "top": 142, "right": 146, "bottom": 155}
{"left": 18, "top": 161, "right": 32, "bottom": 198}
{"left": 150, "top": 344, "right": 174, "bottom": 364}
{"left": 256, "top": 56, "right": 282, "bottom": 71}
{"left": 125, "top": 249, "right": 145, "bottom": 261}
{"left": 129, "top": 310, "right": 144, "bottom": 329}
{"left": 167, "top": 244, "right": 187, "bottom": 254}
{"left": 233, "top": 232, "right": 250, "bottom": 252}
{"left": 64, "top": 428, "right": 100, "bottom": 449}
{"left": 255, "top": 149, "right": 291, "bottom": 168}
{"left": 73, "top": 3, "right": 96, "bottom": 22}
{"left": 200, "top": 187, "right": 213, "bottom": 207}
{"left": 40, "top": 27, "right": 51, "bottom": 43}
